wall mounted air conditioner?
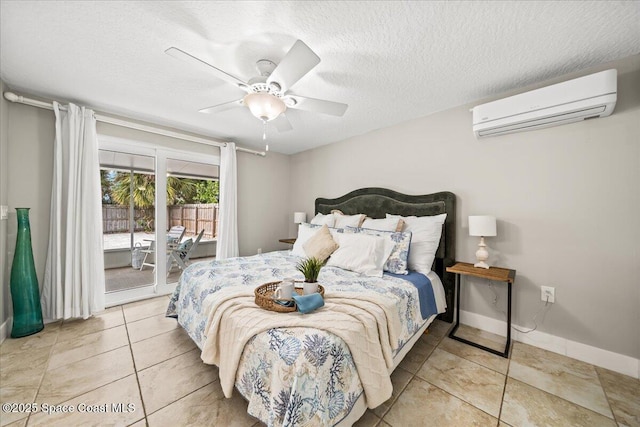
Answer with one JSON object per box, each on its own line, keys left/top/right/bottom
{"left": 472, "top": 69, "right": 617, "bottom": 138}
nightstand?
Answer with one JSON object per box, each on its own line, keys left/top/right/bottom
{"left": 279, "top": 238, "right": 296, "bottom": 244}
{"left": 446, "top": 262, "right": 516, "bottom": 358}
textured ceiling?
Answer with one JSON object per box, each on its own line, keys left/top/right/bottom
{"left": 1, "top": 1, "right": 639, "bottom": 154}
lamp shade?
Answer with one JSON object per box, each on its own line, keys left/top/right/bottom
{"left": 469, "top": 216, "right": 497, "bottom": 237}
{"left": 294, "top": 212, "right": 307, "bottom": 224}
{"left": 243, "top": 92, "right": 286, "bottom": 121}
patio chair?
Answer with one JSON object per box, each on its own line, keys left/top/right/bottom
{"left": 167, "top": 229, "right": 205, "bottom": 273}
{"left": 139, "top": 225, "right": 186, "bottom": 271}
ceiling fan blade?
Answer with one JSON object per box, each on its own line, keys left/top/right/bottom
{"left": 273, "top": 113, "right": 293, "bottom": 132}
{"left": 288, "top": 95, "right": 348, "bottom": 117}
{"left": 198, "top": 99, "right": 244, "bottom": 114}
{"left": 267, "top": 40, "right": 320, "bottom": 92}
{"left": 165, "top": 47, "right": 248, "bottom": 88}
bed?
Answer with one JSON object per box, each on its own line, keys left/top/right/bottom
{"left": 167, "top": 188, "right": 456, "bottom": 426}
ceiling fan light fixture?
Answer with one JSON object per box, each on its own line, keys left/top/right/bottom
{"left": 243, "top": 92, "right": 286, "bottom": 122}
{"left": 283, "top": 97, "right": 297, "bottom": 108}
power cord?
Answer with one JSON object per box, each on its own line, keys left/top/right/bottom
{"left": 512, "top": 297, "right": 550, "bottom": 334}
{"left": 487, "top": 282, "right": 551, "bottom": 334}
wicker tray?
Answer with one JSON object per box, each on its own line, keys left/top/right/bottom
{"left": 255, "top": 281, "right": 325, "bottom": 313}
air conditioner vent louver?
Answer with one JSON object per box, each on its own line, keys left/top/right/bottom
{"left": 472, "top": 69, "right": 617, "bottom": 138}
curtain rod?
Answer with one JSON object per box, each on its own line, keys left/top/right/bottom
{"left": 3, "top": 91, "right": 266, "bottom": 157}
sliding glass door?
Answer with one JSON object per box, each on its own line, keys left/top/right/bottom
{"left": 99, "top": 136, "right": 219, "bottom": 306}
{"left": 165, "top": 156, "right": 219, "bottom": 283}
{"left": 101, "top": 150, "right": 156, "bottom": 294}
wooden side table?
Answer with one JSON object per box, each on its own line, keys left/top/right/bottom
{"left": 279, "top": 238, "right": 296, "bottom": 244}
{"left": 446, "top": 262, "right": 516, "bottom": 358}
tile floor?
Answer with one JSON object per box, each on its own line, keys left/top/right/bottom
{"left": 1, "top": 296, "right": 638, "bottom": 427}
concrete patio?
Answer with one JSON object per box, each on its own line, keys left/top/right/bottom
{"left": 103, "top": 232, "right": 216, "bottom": 293}
{"left": 104, "top": 255, "right": 216, "bottom": 293}
{"left": 103, "top": 231, "right": 215, "bottom": 251}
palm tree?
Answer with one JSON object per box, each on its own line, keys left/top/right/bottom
{"left": 108, "top": 172, "right": 198, "bottom": 232}
{"left": 167, "top": 176, "right": 198, "bottom": 205}
{"left": 110, "top": 172, "right": 197, "bottom": 207}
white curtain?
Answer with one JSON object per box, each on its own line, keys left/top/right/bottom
{"left": 42, "top": 102, "right": 105, "bottom": 320}
{"left": 215, "top": 142, "right": 239, "bottom": 259}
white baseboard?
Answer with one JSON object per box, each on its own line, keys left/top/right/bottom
{"left": 459, "top": 310, "right": 640, "bottom": 380}
{"left": 1, "top": 316, "right": 58, "bottom": 342}
{"left": 0, "top": 316, "right": 10, "bottom": 344}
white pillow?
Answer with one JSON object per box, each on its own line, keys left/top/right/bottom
{"left": 387, "top": 213, "right": 447, "bottom": 275}
{"left": 292, "top": 223, "right": 321, "bottom": 257}
{"left": 310, "top": 213, "right": 335, "bottom": 227}
{"left": 333, "top": 213, "right": 365, "bottom": 228}
{"left": 326, "top": 233, "right": 394, "bottom": 277}
{"left": 361, "top": 217, "right": 402, "bottom": 232}
{"left": 346, "top": 227, "right": 412, "bottom": 275}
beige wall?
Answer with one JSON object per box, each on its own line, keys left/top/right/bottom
{"left": 290, "top": 62, "right": 640, "bottom": 359}
{"left": 1, "top": 81, "right": 10, "bottom": 328}
{"left": 4, "top": 102, "right": 54, "bottom": 334}
{"left": 1, "top": 100, "right": 291, "bottom": 330}
{"left": 237, "top": 151, "right": 291, "bottom": 256}
{"left": 97, "top": 119, "right": 221, "bottom": 155}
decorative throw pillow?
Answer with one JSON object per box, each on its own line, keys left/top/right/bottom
{"left": 347, "top": 227, "right": 412, "bottom": 275}
{"left": 310, "top": 213, "right": 336, "bottom": 227}
{"left": 361, "top": 217, "right": 404, "bottom": 232}
{"left": 387, "top": 213, "right": 447, "bottom": 275}
{"left": 326, "top": 233, "right": 394, "bottom": 277}
{"left": 302, "top": 224, "right": 339, "bottom": 262}
{"left": 292, "top": 223, "right": 321, "bottom": 257}
{"left": 333, "top": 211, "right": 366, "bottom": 228}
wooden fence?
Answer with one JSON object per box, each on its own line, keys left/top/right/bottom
{"left": 168, "top": 204, "right": 218, "bottom": 239}
{"left": 102, "top": 206, "right": 155, "bottom": 233}
{"left": 102, "top": 204, "right": 218, "bottom": 238}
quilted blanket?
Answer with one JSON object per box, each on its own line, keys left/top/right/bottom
{"left": 201, "top": 287, "right": 403, "bottom": 408}
{"left": 167, "top": 251, "right": 436, "bottom": 426}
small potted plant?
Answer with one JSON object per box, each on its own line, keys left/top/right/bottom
{"left": 296, "top": 257, "right": 324, "bottom": 294}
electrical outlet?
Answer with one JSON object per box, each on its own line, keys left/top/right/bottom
{"left": 0, "top": 205, "right": 7, "bottom": 220}
{"left": 257, "top": 248, "right": 262, "bottom": 254}
{"left": 541, "top": 286, "right": 555, "bottom": 303}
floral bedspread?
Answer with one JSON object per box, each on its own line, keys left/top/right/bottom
{"left": 167, "top": 251, "right": 432, "bottom": 426}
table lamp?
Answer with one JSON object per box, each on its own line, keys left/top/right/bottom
{"left": 294, "top": 212, "right": 307, "bottom": 224}
{"left": 469, "top": 215, "right": 497, "bottom": 269}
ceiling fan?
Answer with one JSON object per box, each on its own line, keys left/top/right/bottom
{"left": 165, "top": 40, "right": 348, "bottom": 133}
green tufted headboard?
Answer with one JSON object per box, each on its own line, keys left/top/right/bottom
{"left": 315, "top": 187, "right": 456, "bottom": 323}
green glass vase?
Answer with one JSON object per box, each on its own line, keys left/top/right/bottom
{"left": 10, "top": 208, "right": 44, "bottom": 338}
